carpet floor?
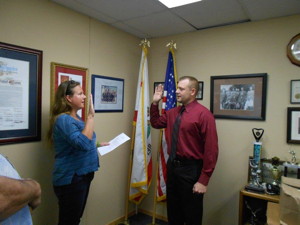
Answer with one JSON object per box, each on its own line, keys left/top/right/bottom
{"left": 126, "top": 213, "right": 168, "bottom": 225}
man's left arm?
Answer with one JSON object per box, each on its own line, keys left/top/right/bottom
{"left": 195, "top": 113, "right": 219, "bottom": 193}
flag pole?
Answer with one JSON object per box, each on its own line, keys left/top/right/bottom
{"left": 119, "top": 39, "right": 151, "bottom": 225}
{"left": 118, "top": 123, "right": 136, "bottom": 225}
{"left": 148, "top": 40, "right": 177, "bottom": 225}
{"left": 148, "top": 129, "right": 163, "bottom": 225}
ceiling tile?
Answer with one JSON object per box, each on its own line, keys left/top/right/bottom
{"left": 52, "top": 0, "right": 117, "bottom": 23}
{"left": 242, "top": 0, "right": 300, "bottom": 21}
{"left": 112, "top": 22, "right": 151, "bottom": 38}
{"left": 171, "top": 0, "right": 249, "bottom": 29}
{"left": 76, "top": 0, "right": 166, "bottom": 21}
{"left": 51, "top": 0, "right": 300, "bottom": 38}
{"left": 122, "top": 10, "right": 197, "bottom": 38}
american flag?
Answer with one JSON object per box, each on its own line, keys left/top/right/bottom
{"left": 162, "top": 52, "right": 177, "bottom": 114}
{"left": 157, "top": 50, "right": 177, "bottom": 201}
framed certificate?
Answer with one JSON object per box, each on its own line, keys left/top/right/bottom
{"left": 290, "top": 80, "right": 300, "bottom": 104}
{"left": 287, "top": 107, "right": 300, "bottom": 144}
{"left": 0, "top": 42, "right": 43, "bottom": 145}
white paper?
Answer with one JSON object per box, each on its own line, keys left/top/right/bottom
{"left": 0, "top": 57, "right": 29, "bottom": 130}
{"left": 97, "top": 133, "right": 130, "bottom": 156}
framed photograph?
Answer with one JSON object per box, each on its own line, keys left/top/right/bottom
{"left": 91, "top": 75, "right": 124, "bottom": 112}
{"left": 154, "top": 82, "right": 164, "bottom": 93}
{"left": 0, "top": 42, "right": 42, "bottom": 145}
{"left": 196, "top": 81, "right": 204, "bottom": 100}
{"left": 287, "top": 107, "right": 300, "bottom": 144}
{"left": 51, "top": 62, "right": 88, "bottom": 120}
{"left": 290, "top": 80, "right": 300, "bottom": 104}
{"left": 210, "top": 73, "right": 267, "bottom": 120}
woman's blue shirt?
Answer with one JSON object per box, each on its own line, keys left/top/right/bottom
{"left": 52, "top": 114, "right": 99, "bottom": 186}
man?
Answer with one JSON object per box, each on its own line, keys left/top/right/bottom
{"left": 0, "top": 154, "right": 41, "bottom": 224}
{"left": 150, "top": 76, "right": 218, "bottom": 225}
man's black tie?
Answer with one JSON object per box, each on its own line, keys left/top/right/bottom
{"left": 169, "top": 106, "right": 185, "bottom": 162}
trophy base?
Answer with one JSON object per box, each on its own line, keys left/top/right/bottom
{"left": 245, "top": 184, "right": 265, "bottom": 193}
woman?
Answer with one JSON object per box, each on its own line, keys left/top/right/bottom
{"left": 48, "top": 80, "right": 108, "bottom": 225}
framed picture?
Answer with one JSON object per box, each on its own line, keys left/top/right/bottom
{"left": 51, "top": 62, "right": 88, "bottom": 120}
{"left": 154, "top": 82, "right": 164, "bottom": 93}
{"left": 91, "top": 75, "right": 124, "bottom": 112}
{"left": 290, "top": 80, "right": 300, "bottom": 104}
{"left": 210, "top": 73, "right": 267, "bottom": 120}
{"left": 196, "top": 81, "right": 204, "bottom": 100}
{"left": 287, "top": 107, "right": 300, "bottom": 144}
{"left": 0, "top": 42, "right": 42, "bottom": 145}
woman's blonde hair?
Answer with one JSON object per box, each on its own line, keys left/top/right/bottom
{"left": 47, "top": 80, "right": 80, "bottom": 143}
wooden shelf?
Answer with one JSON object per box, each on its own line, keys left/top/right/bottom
{"left": 239, "top": 188, "right": 279, "bottom": 225}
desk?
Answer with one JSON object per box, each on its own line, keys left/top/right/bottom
{"left": 239, "top": 189, "right": 279, "bottom": 225}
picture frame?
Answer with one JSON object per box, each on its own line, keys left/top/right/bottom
{"left": 210, "top": 73, "right": 267, "bottom": 120}
{"left": 154, "top": 82, "right": 164, "bottom": 93}
{"left": 0, "top": 42, "right": 43, "bottom": 145}
{"left": 196, "top": 81, "right": 204, "bottom": 100}
{"left": 91, "top": 75, "right": 124, "bottom": 112}
{"left": 290, "top": 80, "right": 300, "bottom": 104}
{"left": 287, "top": 107, "right": 300, "bottom": 144}
{"left": 51, "top": 62, "right": 88, "bottom": 120}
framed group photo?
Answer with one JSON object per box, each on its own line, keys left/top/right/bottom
{"left": 287, "top": 107, "right": 300, "bottom": 144}
{"left": 210, "top": 73, "right": 267, "bottom": 120}
{"left": 51, "top": 62, "right": 88, "bottom": 120}
{"left": 0, "top": 42, "right": 43, "bottom": 145}
{"left": 91, "top": 75, "right": 124, "bottom": 112}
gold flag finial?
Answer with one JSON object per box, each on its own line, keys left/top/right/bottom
{"left": 139, "top": 38, "right": 150, "bottom": 48}
{"left": 166, "top": 40, "right": 177, "bottom": 50}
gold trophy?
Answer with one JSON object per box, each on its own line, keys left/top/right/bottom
{"left": 271, "top": 157, "right": 280, "bottom": 186}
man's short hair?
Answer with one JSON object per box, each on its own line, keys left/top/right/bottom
{"left": 179, "top": 76, "right": 199, "bottom": 95}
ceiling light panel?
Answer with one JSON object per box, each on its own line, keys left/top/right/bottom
{"left": 158, "top": 0, "right": 202, "bottom": 8}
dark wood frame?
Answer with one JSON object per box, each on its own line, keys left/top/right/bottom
{"left": 0, "top": 42, "right": 42, "bottom": 145}
{"left": 210, "top": 73, "right": 267, "bottom": 120}
{"left": 287, "top": 107, "right": 300, "bottom": 144}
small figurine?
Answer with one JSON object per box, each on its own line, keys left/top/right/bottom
{"left": 289, "top": 150, "right": 297, "bottom": 165}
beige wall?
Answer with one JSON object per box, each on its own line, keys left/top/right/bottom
{"left": 146, "top": 14, "right": 300, "bottom": 225}
{"left": 0, "top": 0, "right": 299, "bottom": 224}
{"left": 0, "top": 0, "right": 140, "bottom": 224}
